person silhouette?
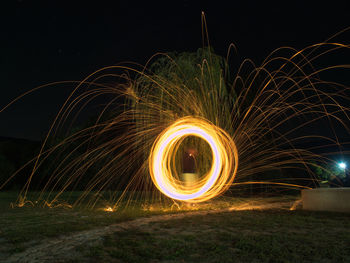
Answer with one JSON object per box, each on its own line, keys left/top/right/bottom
{"left": 182, "top": 148, "right": 198, "bottom": 186}
{"left": 183, "top": 148, "right": 197, "bottom": 173}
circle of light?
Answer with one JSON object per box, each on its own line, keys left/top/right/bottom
{"left": 149, "top": 117, "right": 238, "bottom": 203}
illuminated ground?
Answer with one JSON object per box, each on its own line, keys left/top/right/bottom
{"left": 1, "top": 192, "right": 350, "bottom": 262}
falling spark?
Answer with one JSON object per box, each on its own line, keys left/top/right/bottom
{"left": 103, "top": 206, "right": 114, "bottom": 212}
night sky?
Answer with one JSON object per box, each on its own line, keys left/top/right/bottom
{"left": 1, "top": 1, "right": 349, "bottom": 140}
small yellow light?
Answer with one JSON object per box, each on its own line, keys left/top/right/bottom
{"left": 104, "top": 206, "right": 114, "bottom": 212}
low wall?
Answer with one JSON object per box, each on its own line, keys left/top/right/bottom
{"left": 302, "top": 188, "right": 350, "bottom": 213}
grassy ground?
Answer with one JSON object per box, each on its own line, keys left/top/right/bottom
{"left": 1, "top": 191, "right": 349, "bottom": 262}
{"left": 0, "top": 191, "right": 167, "bottom": 257}
{"left": 78, "top": 210, "right": 350, "bottom": 263}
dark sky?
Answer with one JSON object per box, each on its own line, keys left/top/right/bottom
{"left": 1, "top": 1, "right": 349, "bottom": 140}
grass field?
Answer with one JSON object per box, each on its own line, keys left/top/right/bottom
{"left": 1, "top": 192, "right": 349, "bottom": 262}
{"left": 0, "top": 191, "right": 166, "bottom": 258}
{"left": 83, "top": 210, "right": 350, "bottom": 263}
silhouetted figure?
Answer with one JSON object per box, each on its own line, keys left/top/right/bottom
{"left": 182, "top": 148, "right": 197, "bottom": 173}
{"left": 181, "top": 148, "right": 198, "bottom": 187}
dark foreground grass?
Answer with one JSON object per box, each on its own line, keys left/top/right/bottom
{"left": 1, "top": 191, "right": 349, "bottom": 262}
{"left": 0, "top": 191, "right": 164, "bottom": 257}
{"left": 0, "top": 191, "right": 248, "bottom": 258}
{"left": 80, "top": 209, "right": 350, "bottom": 263}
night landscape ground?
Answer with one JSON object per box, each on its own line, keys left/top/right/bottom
{"left": 1, "top": 192, "right": 350, "bottom": 263}
{"left": 1, "top": 1, "right": 350, "bottom": 263}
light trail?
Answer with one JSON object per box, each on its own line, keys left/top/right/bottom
{"left": 149, "top": 116, "right": 238, "bottom": 202}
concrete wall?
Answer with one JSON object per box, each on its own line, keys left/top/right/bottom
{"left": 302, "top": 188, "right": 350, "bottom": 213}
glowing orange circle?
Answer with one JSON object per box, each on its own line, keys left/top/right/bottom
{"left": 149, "top": 117, "right": 238, "bottom": 203}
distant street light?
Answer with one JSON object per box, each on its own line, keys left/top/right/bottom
{"left": 338, "top": 162, "right": 347, "bottom": 170}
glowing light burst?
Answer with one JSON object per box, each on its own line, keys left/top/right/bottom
{"left": 338, "top": 162, "right": 347, "bottom": 169}
{"left": 149, "top": 117, "right": 238, "bottom": 202}
{"left": 103, "top": 206, "right": 114, "bottom": 212}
